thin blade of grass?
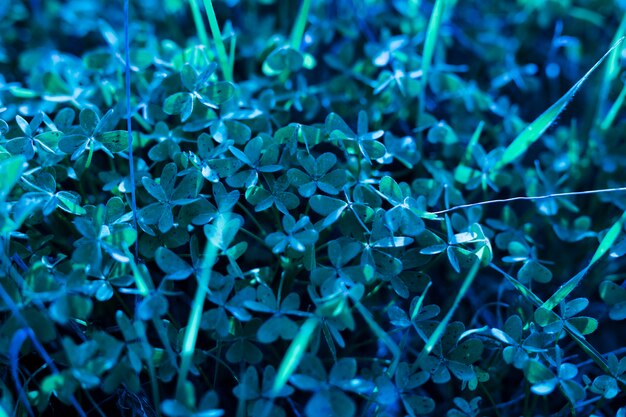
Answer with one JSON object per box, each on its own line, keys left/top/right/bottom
{"left": 271, "top": 316, "right": 318, "bottom": 397}
{"left": 410, "top": 281, "right": 432, "bottom": 322}
{"left": 10, "top": 329, "right": 34, "bottom": 417}
{"left": 541, "top": 211, "right": 626, "bottom": 311}
{"left": 596, "top": 15, "right": 626, "bottom": 126}
{"left": 489, "top": 263, "right": 621, "bottom": 387}
{"left": 187, "top": 0, "right": 210, "bottom": 50}
{"left": 352, "top": 299, "right": 401, "bottom": 377}
{"left": 589, "top": 211, "right": 626, "bottom": 266}
{"left": 417, "top": 258, "right": 481, "bottom": 363}
{"left": 462, "top": 120, "right": 485, "bottom": 165}
{"left": 201, "top": 0, "right": 232, "bottom": 82}
{"left": 600, "top": 81, "right": 626, "bottom": 130}
{"left": 417, "top": 0, "right": 448, "bottom": 125}
{"left": 176, "top": 214, "right": 226, "bottom": 400}
{"left": 125, "top": 0, "right": 138, "bottom": 259}
{"left": 492, "top": 37, "right": 624, "bottom": 171}
{"left": 124, "top": 248, "right": 153, "bottom": 296}
{"left": 290, "top": 0, "right": 312, "bottom": 51}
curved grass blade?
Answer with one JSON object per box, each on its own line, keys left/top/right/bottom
{"left": 271, "top": 316, "right": 318, "bottom": 397}
{"left": 541, "top": 211, "right": 626, "bottom": 311}
{"left": 417, "top": 0, "right": 448, "bottom": 124}
{"left": 492, "top": 37, "right": 624, "bottom": 171}
{"left": 596, "top": 15, "right": 626, "bottom": 126}
{"left": 201, "top": 0, "right": 232, "bottom": 82}
{"left": 417, "top": 258, "right": 481, "bottom": 363}
{"left": 176, "top": 213, "right": 228, "bottom": 400}
{"left": 489, "top": 263, "right": 625, "bottom": 390}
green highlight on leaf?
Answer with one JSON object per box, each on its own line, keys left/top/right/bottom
{"left": 492, "top": 37, "right": 625, "bottom": 171}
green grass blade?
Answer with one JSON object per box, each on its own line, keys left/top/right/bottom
{"left": 540, "top": 267, "right": 589, "bottom": 312}
{"left": 418, "top": 258, "right": 480, "bottom": 363}
{"left": 489, "top": 263, "right": 543, "bottom": 307}
{"left": 187, "top": 0, "right": 210, "bottom": 50}
{"left": 124, "top": 248, "right": 152, "bottom": 296}
{"left": 462, "top": 120, "right": 484, "bottom": 165}
{"left": 596, "top": 15, "right": 626, "bottom": 126}
{"left": 541, "top": 211, "right": 626, "bottom": 311}
{"left": 410, "top": 281, "right": 432, "bottom": 322}
{"left": 489, "top": 263, "right": 620, "bottom": 386}
{"left": 600, "top": 81, "right": 626, "bottom": 130}
{"left": 353, "top": 300, "right": 401, "bottom": 377}
{"left": 201, "top": 0, "right": 232, "bottom": 82}
{"left": 589, "top": 211, "right": 626, "bottom": 266}
{"left": 290, "top": 0, "right": 312, "bottom": 51}
{"left": 271, "top": 316, "right": 318, "bottom": 397}
{"left": 417, "top": 0, "right": 448, "bottom": 125}
{"left": 176, "top": 213, "right": 226, "bottom": 400}
{"left": 492, "top": 37, "right": 624, "bottom": 171}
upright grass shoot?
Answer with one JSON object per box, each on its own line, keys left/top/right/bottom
{"left": 290, "top": 0, "right": 312, "bottom": 51}
{"left": 492, "top": 37, "right": 624, "bottom": 172}
{"left": 176, "top": 213, "right": 227, "bottom": 400}
{"left": 187, "top": 0, "right": 210, "bottom": 50}
{"left": 417, "top": 258, "right": 481, "bottom": 364}
{"left": 201, "top": 0, "right": 232, "bottom": 82}
{"left": 417, "top": 0, "right": 447, "bottom": 126}
{"left": 540, "top": 210, "right": 626, "bottom": 312}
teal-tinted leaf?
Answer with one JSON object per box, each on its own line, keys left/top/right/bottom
{"left": 403, "top": 395, "right": 436, "bottom": 415}
{"left": 568, "top": 316, "right": 598, "bottom": 335}
{"left": 264, "top": 46, "right": 304, "bottom": 74}
{"left": 155, "top": 247, "right": 194, "bottom": 280}
{"left": 16, "top": 115, "right": 32, "bottom": 135}
{"left": 164, "top": 92, "right": 194, "bottom": 121}
{"left": 329, "top": 358, "right": 357, "bottom": 385}
{"left": 305, "top": 390, "right": 355, "bottom": 417}
{"left": 98, "top": 130, "right": 129, "bottom": 152}
{"left": 142, "top": 177, "right": 167, "bottom": 202}
{"left": 257, "top": 317, "right": 299, "bottom": 343}
{"left": 525, "top": 359, "right": 555, "bottom": 386}
{"left": 80, "top": 108, "right": 99, "bottom": 134}
{"left": 0, "top": 155, "right": 27, "bottom": 201}
{"left": 56, "top": 191, "right": 86, "bottom": 215}
{"left": 518, "top": 260, "right": 552, "bottom": 284}
{"left": 199, "top": 81, "right": 235, "bottom": 105}
{"left": 599, "top": 281, "right": 626, "bottom": 320}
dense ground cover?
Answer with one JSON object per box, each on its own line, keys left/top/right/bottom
{"left": 2, "top": 0, "right": 626, "bottom": 416}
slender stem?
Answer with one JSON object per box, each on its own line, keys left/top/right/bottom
{"left": 201, "top": 0, "right": 232, "bottom": 82}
